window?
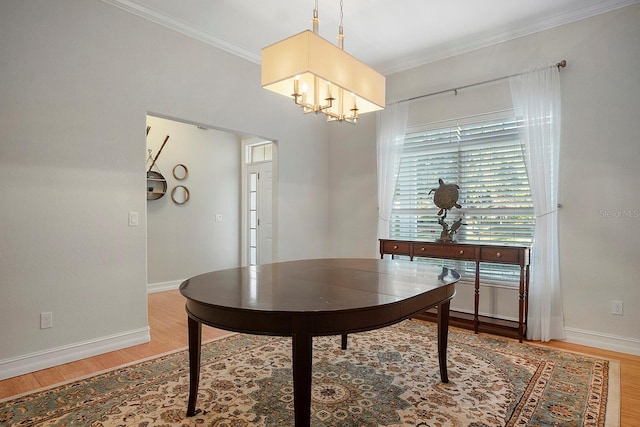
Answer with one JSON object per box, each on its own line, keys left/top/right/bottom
{"left": 246, "top": 142, "right": 273, "bottom": 164}
{"left": 390, "top": 116, "right": 534, "bottom": 284}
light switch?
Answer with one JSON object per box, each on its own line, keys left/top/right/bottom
{"left": 128, "top": 211, "right": 139, "bottom": 227}
{"left": 215, "top": 214, "right": 223, "bottom": 222}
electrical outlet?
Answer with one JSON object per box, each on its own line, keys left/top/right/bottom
{"left": 40, "top": 312, "right": 53, "bottom": 329}
{"left": 611, "top": 300, "right": 623, "bottom": 316}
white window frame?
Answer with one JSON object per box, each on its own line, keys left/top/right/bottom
{"left": 390, "top": 113, "right": 534, "bottom": 286}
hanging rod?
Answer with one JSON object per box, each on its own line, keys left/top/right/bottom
{"left": 400, "top": 60, "right": 567, "bottom": 104}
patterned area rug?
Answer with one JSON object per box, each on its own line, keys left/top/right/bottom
{"left": 1, "top": 320, "right": 619, "bottom": 426}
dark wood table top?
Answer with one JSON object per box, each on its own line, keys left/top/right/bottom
{"left": 180, "top": 258, "right": 459, "bottom": 337}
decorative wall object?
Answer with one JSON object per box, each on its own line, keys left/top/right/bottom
{"left": 146, "top": 128, "right": 171, "bottom": 200}
{"left": 171, "top": 185, "right": 190, "bottom": 205}
{"left": 146, "top": 169, "right": 167, "bottom": 200}
{"left": 173, "top": 164, "right": 188, "bottom": 180}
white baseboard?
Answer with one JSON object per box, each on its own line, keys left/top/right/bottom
{"left": 147, "top": 279, "right": 183, "bottom": 293}
{"left": 564, "top": 327, "right": 640, "bottom": 356}
{"left": 0, "top": 327, "right": 150, "bottom": 381}
{"left": 451, "top": 307, "right": 640, "bottom": 355}
{"left": 1, "top": 281, "right": 182, "bottom": 381}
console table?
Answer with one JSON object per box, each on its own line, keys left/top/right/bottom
{"left": 379, "top": 239, "right": 530, "bottom": 342}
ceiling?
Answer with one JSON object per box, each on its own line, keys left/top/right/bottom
{"left": 103, "top": 0, "right": 637, "bottom": 75}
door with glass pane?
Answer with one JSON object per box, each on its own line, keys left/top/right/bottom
{"left": 246, "top": 148, "right": 273, "bottom": 266}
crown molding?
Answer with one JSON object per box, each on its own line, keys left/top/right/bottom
{"left": 102, "top": 0, "right": 638, "bottom": 76}
{"left": 100, "top": 0, "right": 261, "bottom": 64}
{"left": 377, "top": 0, "right": 640, "bottom": 75}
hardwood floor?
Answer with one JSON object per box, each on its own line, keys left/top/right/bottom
{"left": 0, "top": 290, "right": 231, "bottom": 399}
{"left": 1, "top": 290, "right": 639, "bottom": 426}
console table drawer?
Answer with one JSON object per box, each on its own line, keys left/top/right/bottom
{"left": 382, "top": 241, "right": 411, "bottom": 256}
{"left": 413, "top": 243, "right": 476, "bottom": 260}
{"left": 480, "top": 247, "right": 521, "bottom": 264}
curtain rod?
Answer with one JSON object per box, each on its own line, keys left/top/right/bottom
{"left": 399, "top": 60, "right": 567, "bottom": 104}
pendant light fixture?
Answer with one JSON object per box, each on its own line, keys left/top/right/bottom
{"left": 261, "top": 0, "right": 385, "bottom": 124}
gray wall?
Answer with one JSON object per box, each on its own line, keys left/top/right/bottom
{"left": 0, "top": 0, "right": 329, "bottom": 378}
{"left": 329, "top": 4, "right": 640, "bottom": 354}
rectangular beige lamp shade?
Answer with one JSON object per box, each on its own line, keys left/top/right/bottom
{"left": 261, "top": 30, "right": 385, "bottom": 116}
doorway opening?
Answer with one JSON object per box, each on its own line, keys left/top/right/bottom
{"left": 145, "top": 114, "right": 277, "bottom": 293}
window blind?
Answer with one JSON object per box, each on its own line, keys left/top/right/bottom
{"left": 390, "top": 117, "right": 534, "bottom": 284}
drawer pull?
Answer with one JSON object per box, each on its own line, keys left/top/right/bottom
{"left": 420, "top": 247, "right": 426, "bottom": 252}
{"left": 459, "top": 250, "right": 464, "bottom": 255}
{"left": 496, "top": 252, "right": 502, "bottom": 258}
{"left": 393, "top": 245, "right": 398, "bottom": 250}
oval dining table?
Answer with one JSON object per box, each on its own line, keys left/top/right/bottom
{"left": 179, "top": 258, "right": 459, "bottom": 426}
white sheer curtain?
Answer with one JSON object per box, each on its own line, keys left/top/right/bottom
{"left": 510, "top": 65, "right": 566, "bottom": 341}
{"left": 376, "top": 101, "right": 409, "bottom": 239}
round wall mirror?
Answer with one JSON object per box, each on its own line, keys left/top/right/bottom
{"left": 172, "top": 164, "right": 188, "bottom": 180}
{"left": 171, "top": 185, "right": 190, "bottom": 205}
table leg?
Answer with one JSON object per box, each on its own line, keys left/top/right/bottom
{"left": 341, "top": 333, "right": 348, "bottom": 350}
{"left": 518, "top": 264, "right": 525, "bottom": 343}
{"left": 524, "top": 264, "right": 530, "bottom": 339}
{"left": 474, "top": 261, "right": 480, "bottom": 334}
{"left": 437, "top": 300, "right": 451, "bottom": 383}
{"left": 292, "top": 320, "right": 313, "bottom": 427}
{"left": 186, "top": 316, "right": 202, "bottom": 417}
